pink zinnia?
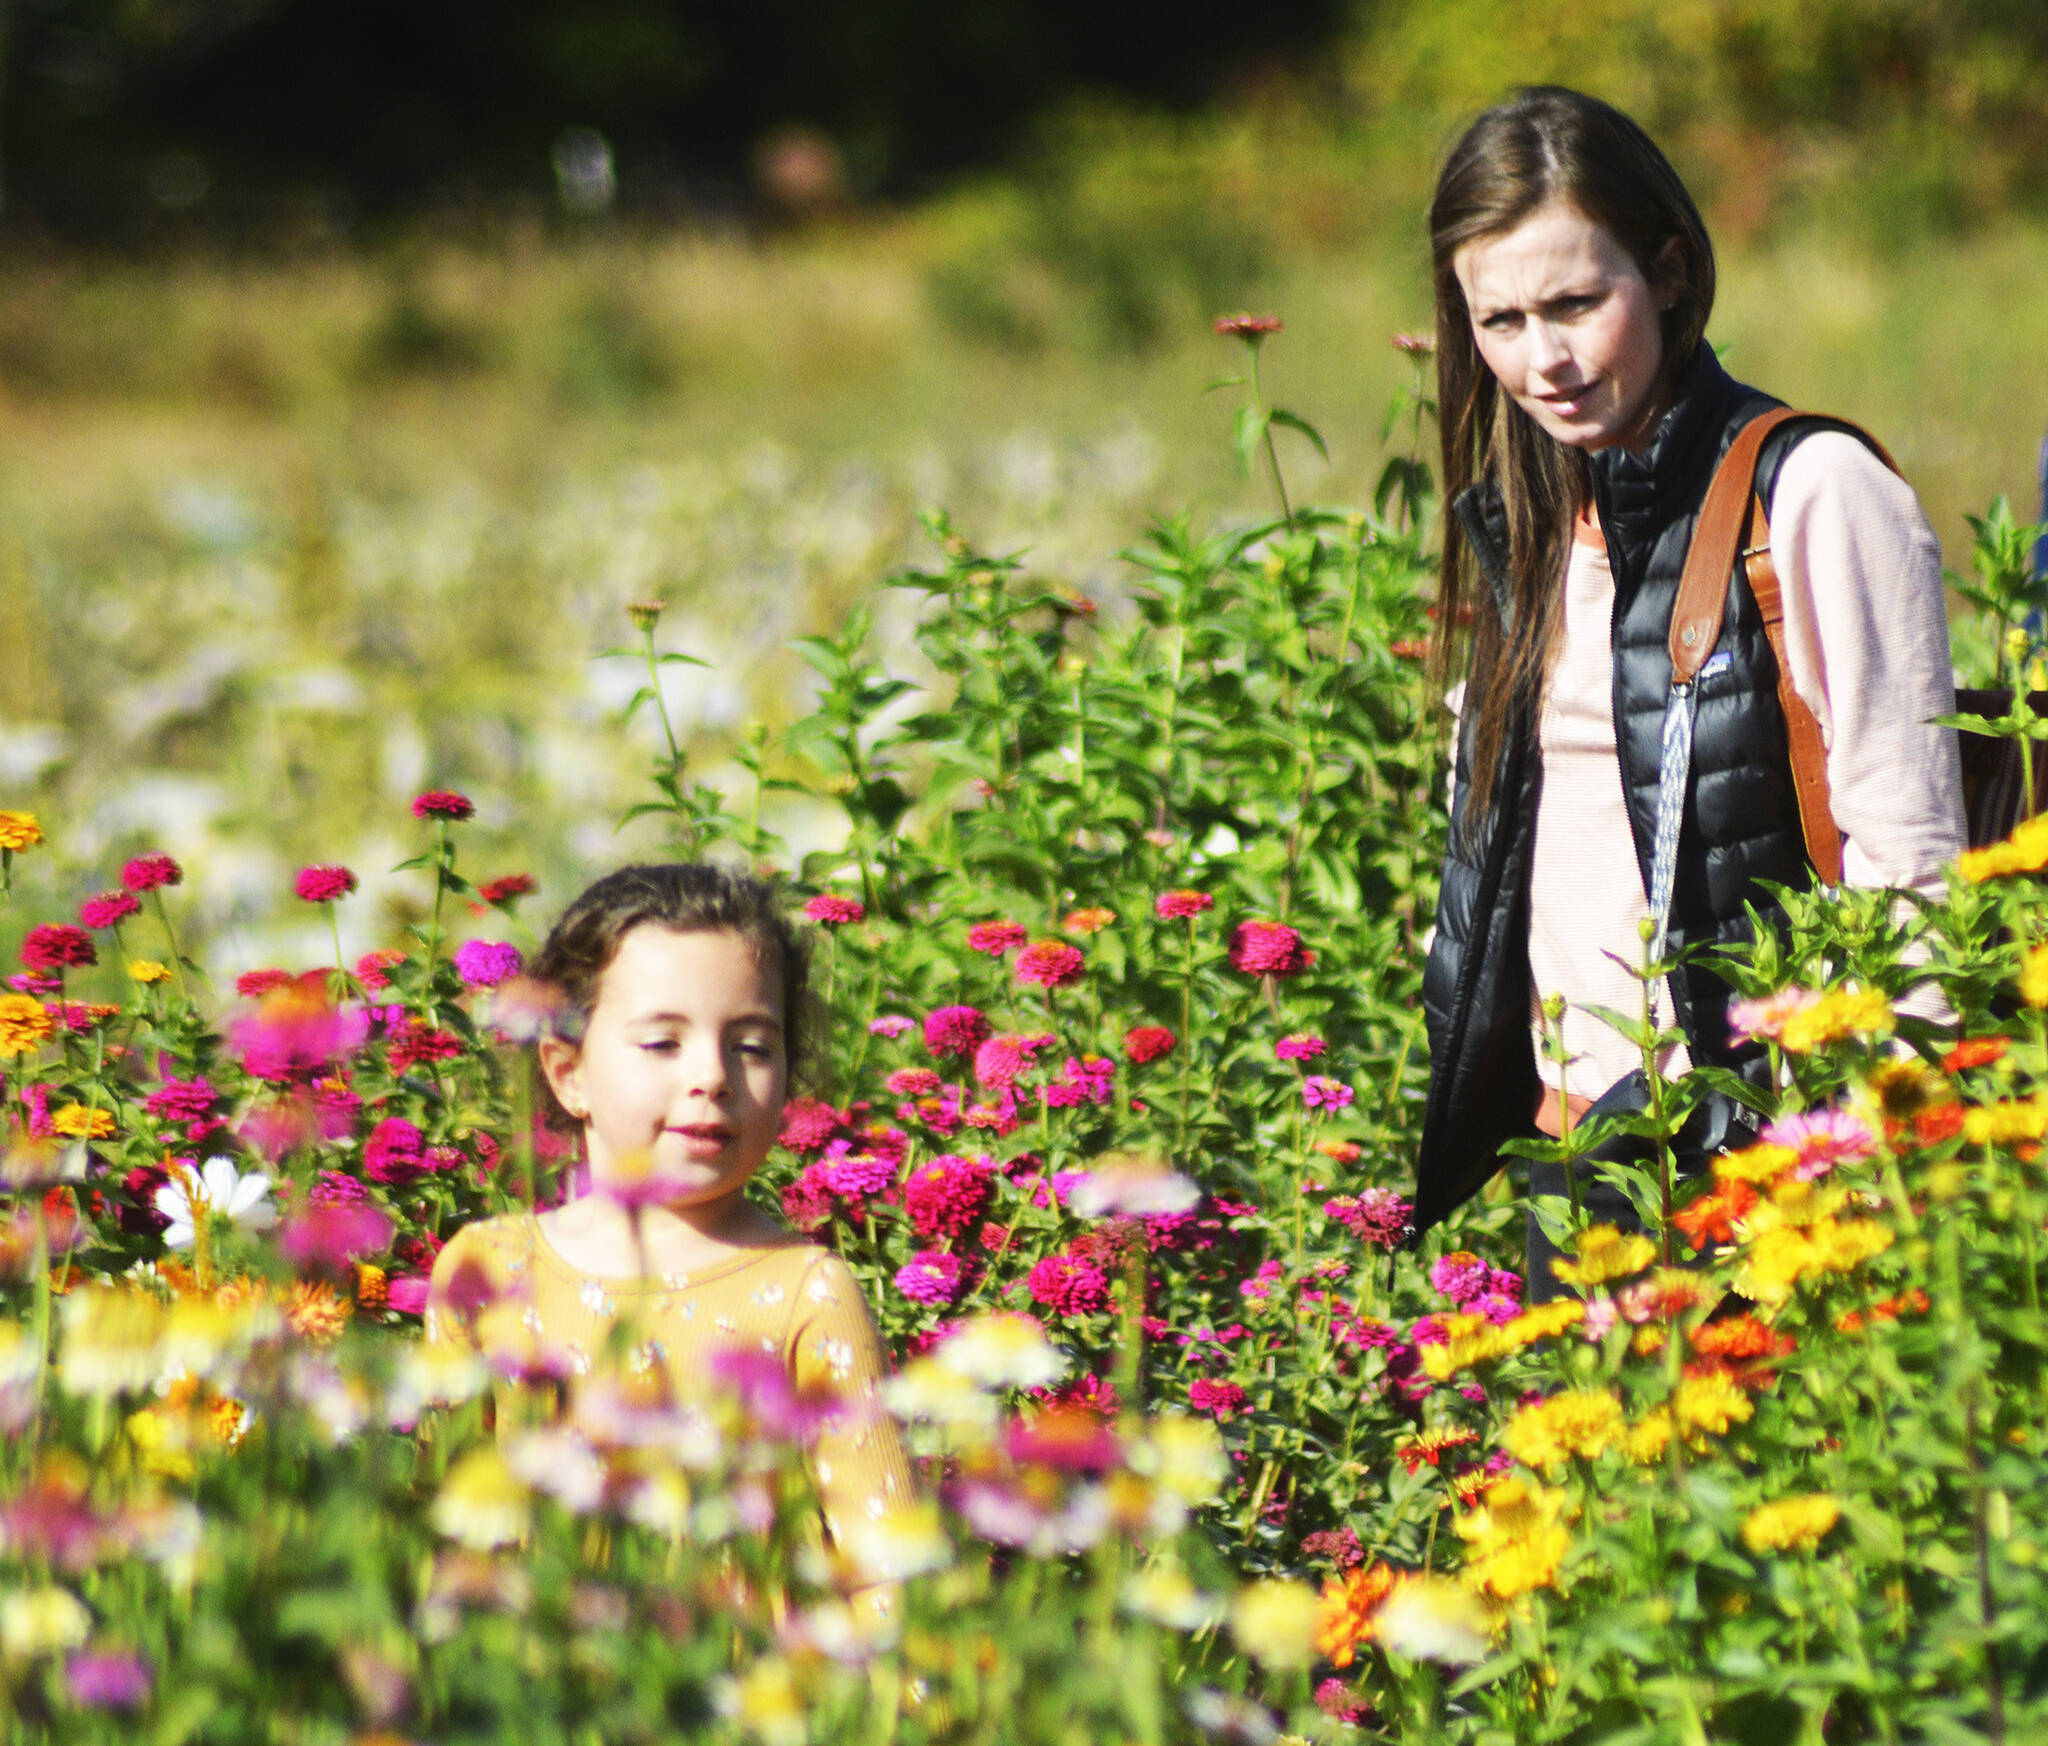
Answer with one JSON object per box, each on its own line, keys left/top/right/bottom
{"left": 309, "top": 1170, "right": 368, "bottom": 1207}
{"left": 904, "top": 1153, "right": 995, "bottom": 1240}
{"left": 120, "top": 852, "right": 182, "bottom": 893}
{"left": 886, "top": 1067, "right": 941, "bottom": 1097}
{"left": 1015, "top": 940, "right": 1084, "bottom": 989}
{"left": 411, "top": 790, "right": 474, "bottom": 821}
{"left": 1154, "top": 889, "right": 1213, "bottom": 921}
{"left": 923, "top": 1005, "right": 991, "bottom": 1058}
{"left": 1214, "top": 312, "right": 1281, "bottom": 339}
{"left": 1230, "top": 921, "right": 1309, "bottom": 977}
{"left": 1188, "top": 1378, "right": 1249, "bottom": 1419}
{"left": 1760, "top": 1106, "right": 1877, "bottom": 1181}
{"left": 144, "top": 1077, "right": 218, "bottom": 1125}
{"left": 1303, "top": 1076, "right": 1355, "bottom": 1111}
{"left": 235, "top": 968, "right": 292, "bottom": 999}
{"left": 354, "top": 948, "right": 407, "bottom": 991}
{"left": 778, "top": 1098, "right": 842, "bottom": 1154}
{"left": 1124, "top": 1025, "right": 1176, "bottom": 1064}
{"left": 1027, "top": 1252, "right": 1110, "bottom": 1318}
{"left": 869, "top": 1014, "right": 914, "bottom": 1039}
{"left": 820, "top": 1147, "right": 896, "bottom": 1199}
{"left": 387, "top": 1023, "right": 462, "bottom": 1073}
{"left": 1324, "top": 1187, "right": 1412, "bottom": 1249}
{"left": 1727, "top": 986, "right": 1821, "bottom": 1042}
{"left": 1043, "top": 1054, "right": 1115, "bottom": 1108}
{"left": 281, "top": 1204, "right": 393, "bottom": 1274}
{"left": 295, "top": 864, "right": 357, "bottom": 903}
{"left": 22, "top": 925, "right": 95, "bottom": 972}
{"left": 1275, "top": 1033, "right": 1325, "bottom": 1062}
{"left": 974, "top": 1032, "right": 1046, "bottom": 1090}
{"left": 967, "top": 920, "right": 1027, "bottom": 956}
{"left": 78, "top": 891, "right": 141, "bottom": 930}
{"left": 895, "top": 1250, "right": 966, "bottom": 1306}
{"left": 804, "top": 894, "right": 864, "bottom": 925}
{"left": 782, "top": 1167, "right": 835, "bottom": 1232}
{"left": 1430, "top": 1251, "right": 1493, "bottom": 1307}
{"left": 385, "top": 1272, "right": 430, "bottom": 1315}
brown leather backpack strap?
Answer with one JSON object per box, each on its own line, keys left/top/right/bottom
{"left": 1668, "top": 406, "right": 1806, "bottom": 682}
{"left": 1742, "top": 492, "right": 1846, "bottom": 887}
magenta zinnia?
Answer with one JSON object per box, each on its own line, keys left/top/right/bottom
{"left": 1154, "top": 889, "right": 1213, "bottom": 920}
{"left": 295, "top": 864, "right": 358, "bottom": 903}
{"left": 895, "top": 1250, "right": 966, "bottom": 1306}
{"left": 923, "top": 1005, "right": 991, "bottom": 1058}
{"left": 22, "top": 925, "right": 96, "bottom": 973}
{"left": 120, "top": 852, "right": 183, "bottom": 893}
{"left": 804, "top": 894, "right": 864, "bottom": 925}
{"left": 778, "top": 1098, "right": 842, "bottom": 1155}
{"left": 904, "top": 1153, "right": 995, "bottom": 1240}
{"left": 77, "top": 891, "right": 141, "bottom": 930}
{"left": 453, "top": 938, "right": 523, "bottom": 988}
{"left": 967, "top": 920, "right": 1028, "bottom": 956}
{"left": 411, "top": 789, "right": 475, "bottom": 821}
{"left": 1230, "top": 920, "right": 1310, "bottom": 977}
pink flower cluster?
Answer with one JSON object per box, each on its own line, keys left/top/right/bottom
{"left": 1026, "top": 1252, "right": 1110, "bottom": 1318}
{"left": 120, "top": 853, "right": 182, "bottom": 894}
{"left": 967, "top": 920, "right": 1027, "bottom": 956}
{"left": 1275, "top": 1032, "right": 1325, "bottom": 1061}
{"left": 974, "top": 1033, "right": 1051, "bottom": 1090}
{"left": 804, "top": 894, "right": 864, "bottom": 925}
{"left": 777, "top": 1097, "right": 844, "bottom": 1155}
{"left": 1759, "top": 1106, "right": 1877, "bottom": 1181}
{"left": 1042, "top": 1054, "right": 1115, "bottom": 1108}
{"left": 295, "top": 865, "right": 357, "bottom": 903}
{"left": 411, "top": 790, "right": 475, "bottom": 821}
{"left": 1302, "top": 1076, "right": 1354, "bottom": 1111}
{"left": 1188, "top": 1378, "right": 1249, "bottom": 1419}
{"left": 1123, "top": 1025, "right": 1175, "bottom": 1064}
{"left": 453, "top": 939, "right": 523, "bottom": 989}
{"left": 924, "top": 1005, "right": 991, "bottom": 1058}
{"left": 1229, "top": 920, "right": 1310, "bottom": 978}
{"left": 1014, "top": 940, "right": 1085, "bottom": 989}
{"left": 78, "top": 891, "right": 141, "bottom": 931}
{"left": 1323, "top": 1187, "right": 1412, "bottom": 1249}
{"left": 22, "top": 925, "right": 96, "bottom": 973}
{"left": 1154, "top": 889, "right": 1213, "bottom": 920}
{"left": 904, "top": 1153, "right": 995, "bottom": 1240}
{"left": 895, "top": 1250, "right": 967, "bottom": 1306}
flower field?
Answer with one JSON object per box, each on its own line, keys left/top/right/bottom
{"left": 1, "top": 355, "right": 2047, "bottom": 1744}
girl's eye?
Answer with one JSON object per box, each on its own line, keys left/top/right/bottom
{"left": 639, "top": 1039, "right": 679, "bottom": 1055}
{"left": 736, "top": 1039, "right": 778, "bottom": 1060}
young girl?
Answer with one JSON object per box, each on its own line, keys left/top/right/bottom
{"left": 425, "top": 862, "right": 915, "bottom": 1568}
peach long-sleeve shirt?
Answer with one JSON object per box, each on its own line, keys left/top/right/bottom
{"left": 1524, "top": 432, "right": 1966, "bottom": 1097}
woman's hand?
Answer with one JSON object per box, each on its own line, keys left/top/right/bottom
{"left": 1533, "top": 1084, "right": 1594, "bottom": 1138}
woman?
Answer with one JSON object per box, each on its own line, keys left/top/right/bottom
{"left": 1410, "top": 87, "right": 1966, "bottom": 1293}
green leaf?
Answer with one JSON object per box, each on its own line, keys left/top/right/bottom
{"left": 1232, "top": 404, "right": 1269, "bottom": 478}
{"left": 1266, "top": 406, "right": 1328, "bottom": 460}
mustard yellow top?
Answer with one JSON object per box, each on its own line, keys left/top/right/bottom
{"left": 424, "top": 1214, "right": 917, "bottom": 1556}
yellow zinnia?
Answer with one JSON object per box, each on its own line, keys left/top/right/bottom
{"left": 50, "top": 1106, "right": 115, "bottom": 1141}
{"left": 1625, "top": 1409, "right": 1673, "bottom": 1465}
{"left": 1551, "top": 1225, "right": 1656, "bottom": 1289}
{"left": 1740, "top": 1492, "right": 1840, "bottom": 1553}
{"left": 0, "top": 812, "right": 42, "bottom": 852}
{"left": 1502, "top": 1389, "right": 1625, "bottom": 1474}
{"left": 1713, "top": 1142, "right": 1799, "bottom": 1185}
{"left": 1455, "top": 1476, "right": 1572, "bottom": 1599}
{"left": 1779, "top": 986, "right": 1895, "bottom": 1054}
{"left": 1958, "top": 814, "right": 2048, "bottom": 883}
{"left": 1672, "top": 1372, "right": 1755, "bottom": 1440}
{"left": 1963, "top": 1099, "right": 2048, "bottom": 1147}
{"left": 0, "top": 995, "right": 53, "bottom": 1059}
{"left": 126, "top": 960, "right": 172, "bottom": 985}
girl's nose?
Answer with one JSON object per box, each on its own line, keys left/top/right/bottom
{"left": 683, "top": 1038, "right": 729, "bottom": 1097}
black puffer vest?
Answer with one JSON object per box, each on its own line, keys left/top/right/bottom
{"left": 1413, "top": 346, "right": 1841, "bottom": 1235}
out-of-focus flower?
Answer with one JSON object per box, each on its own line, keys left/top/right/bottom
{"left": 58, "top": 1289, "right": 167, "bottom": 1398}
{"left": 146, "top": 1074, "right": 218, "bottom": 1128}
{"left": 1673, "top": 1371, "right": 1755, "bottom": 1439}
{"left": 868, "top": 1014, "right": 913, "bottom": 1039}
{"left": 364, "top": 1117, "right": 426, "bottom": 1185}
{"left": 1375, "top": 1574, "right": 1491, "bottom": 1665}
{"left": 1760, "top": 1106, "right": 1876, "bottom": 1179}
{"left": 1215, "top": 313, "right": 1283, "bottom": 340}
{"left": 478, "top": 872, "right": 538, "bottom": 906}
{"left": 937, "top": 1314, "right": 1067, "bottom": 1389}
{"left": 895, "top": 1250, "right": 966, "bottom": 1306}
{"left": 453, "top": 938, "right": 523, "bottom": 988}
{"left": 973, "top": 1033, "right": 1047, "bottom": 1090}
{"left": 1124, "top": 1025, "right": 1176, "bottom": 1064}
{"left": 1154, "top": 889, "right": 1213, "bottom": 920}
{"left": 1455, "top": 1476, "right": 1571, "bottom": 1599}
{"left": 65, "top": 1648, "right": 151, "bottom": 1709}
{"left": 1550, "top": 1225, "right": 1656, "bottom": 1290}
{"left": 22, "top": 925, "right": 95, "bottom": 973}
{"left": 78, "top": 891, "right": 141, "bottom": 930}
{"left": 0, "top": 1587, "right": 90, "bottom": 1659}
{"left": 715, "top": 1656, "right": 806, "bottom": 1746}
{"left": 1229, "top": 921, "right": 1309, "bottom": 977}
{"left": 294, "top": 864, "right": 357, "bottom": 903}
{"left": 924, "top": 1005, "right": 990, "bottom": 1057}
{"left": 1957, "top": 813, "right": 2048, "bottom": 882}
{"left": 126, "top": 960, "right": 171, "bottom": 984}
{"left": 0, "top": 812, "right": 43, "bottom": 851}
{"left": 967, "top": 919, "right": 1027, "bottom": 955}
{"left": 885, "top": 1067, "right": 940, "bottom": 1097}
{"left": 1323, "top": 1188, "right": 1412, "bottom": 1249}
{"left": 804, "top": 894, "right": 864, "bottom": 925}
{"left": 1070, "top": 1159, "right": 1199, "bottom": 1218}
{"left": 1229, "top": 1579, "right": 1319, "bottom": 1668}
{"left": 281, "top": 1204, "right": 393, "bottom": 1276}
{"left": 1275, "top": 1033, "right": 1325, "bottom": 1061}
{"left": 120, "top": 853, "right": 182, "bottom": 894}
{"left": 431, "top": 1449, "right": 530, "bottom": 1550}
{"left": 228, "top": 978, "right": 370, "bottom": 1082}
{"left": 1132, "top": 1414, "right": 1230, "bottom": 1507}
{"left": 235, "top": 968, "right": 292, "bottom": 998}
{"left": 1063, "top": 907, "right": 1116, "bottom": 935}
{"left": 841, "top": 1501, "right": 952, "bottom": 1583}
{"left": 1741, "top": 1493, "right": 1840, "bottom": 1553}
{"left": 1778, "top": 985, "right": 1895, "bottom": 1051}
{"left": 285, "top": 1279, "right": 352, "bottom": 1346}
{"left": 1124, "top": 1560, "right": 1226, "bottom": 1631}
{"left": 411, "top": 790, "right": 474, "bottom": 821}
{"left": 776, "top": 1098, "right": 841, "bottom": 1155}
{"left": 1502, "top": 1389, "right": 1625, "bottom": 1473}
{"left": 1015, "top": 940, "right": 1084, "bottom": 988}
{"left": 153, "top": 1158, "right": 276, "bottom": 1249}
{"left": 50, "top": 1106, "right": 114, "bottom": 1141}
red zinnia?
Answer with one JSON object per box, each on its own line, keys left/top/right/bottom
{"left": 22, "top": 925, "right": 96, "bottom": 973}
{"left": 1015, "top": 940, "right": 1084, "bottom": 989}
{"left": 1942, "top": 1035, "right": 2010, "bottom": 1073}
{"left": 411, "top": 790, "right": 474, "bottom": 821}
{"left": 120, "top": 852, "right": 183, "bottom": 894}
{"left": 235, "top": 968, "right": 294, "bottom": 998}
{"left": 477, "top": 873, "right": 537, "bottom": 906}
{"left": 77, "top": 891, "right": 141, "bottom": 931}
{"left": 967, "top": 920, "right": 1028, "bottom": 956}
{"left": 804, "top": 894, "right": 864, "bottom": 926}
{"left": 1229, "top": 920, "right": 1309, "bottom": 977}
{"left": 295, "top": 865, "right": 358, "bottom": 903}
{"left": 1154, "top": 889, "right": 1213, "bottom": 921}
{"left": 1124, "top": 1025, "right": 1176, "bottom": 1064}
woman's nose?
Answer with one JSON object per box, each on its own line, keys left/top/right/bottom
{"left": 1525, "top": 319, "right": 1571, "bottom": 375}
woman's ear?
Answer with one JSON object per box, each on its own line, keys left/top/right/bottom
{"left": 1652, "top": 237, "right": 1687, "bottom": 310}
{"left": 538, "top": 1036, "right": 588, "bottom": 1122}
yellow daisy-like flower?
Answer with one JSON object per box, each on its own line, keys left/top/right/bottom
{"left": 1455, "top": 1476, "right": 1573, "bottom": 1599}
{"left": 1962, "top": 1098, "right": 2048, "bottom": 1147}
{"left": 1810, "top": 1217, "right": 1893, "bottom": 1274}
{"left": 1672, "top": 1372, "right": 1755, "bottom": 1440}
{"left": 1779, "top": 986, "right": 1895, "bottom": 1054}
{"left": 1502, "top": 1389, "right": 1625, "bottom": 1475}
{"left": 285, "top": 1279, "right": 352, "bottom": 1347}
{"left": 1740, "top": 1492, "right": 1840, "bottom": 1554}
{"left": 2022, "top": 945, "right": 2048, "bottom": 1009}
{"left": 50, "top": 1106, "right": 115, "bottom": 1141}
{"left": 0, "top": 994, "right": 54, "bottom": 1059}
{"left": 126, "top": 960, "right": 172, "bottom": 985}
{"left": 1957, "top": 814, "right": 2048, "bottom": 883}
{"left": 431, "top": 1448, "right": 532, "bottom": 1551}
{"left": 1550, "top": 1225, "right": 1656, "bottom": 1290}
{"left": 1713, "top": 1142, "right": 1799, "bottom": 1185}
{"left": 1624, "top": 1409, "right": 1673, "bottom": 1465}
{"left": 1228, "top": 1579, "right": 1322, "bottom": 1669}
{"left": 1503, "top": 1298, "right": 1586, "bottom": 1345}
{"left": 0, "top": 811, "right": 43, "bottom": 852}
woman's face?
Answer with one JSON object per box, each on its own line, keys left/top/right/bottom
{"left": 1453, "top": 201, "right": 1673, "bottom": 453}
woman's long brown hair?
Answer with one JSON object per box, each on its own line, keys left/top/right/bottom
{"left": 1428, "top": 87, "right": 1716, "bottom": 835}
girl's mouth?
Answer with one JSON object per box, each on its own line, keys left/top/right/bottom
{"left": 666, "top": 1123, "right": 734, "bottom": 1154}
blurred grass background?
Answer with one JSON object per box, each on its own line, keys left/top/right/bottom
{"left": 1, "top": 0, "right": 2046, "bottom": 974}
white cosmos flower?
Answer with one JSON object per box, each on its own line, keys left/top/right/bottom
{"left": 152, "top": 1157, "right": 277, "bottom": 1249}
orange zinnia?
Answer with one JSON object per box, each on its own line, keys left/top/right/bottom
{"left": 1314, "top": 1561, "right": 1402, "bottom": 1669}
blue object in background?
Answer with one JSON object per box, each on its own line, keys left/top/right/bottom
{"left": 2038, "top": 429, "right": 2048, "bottom": 580}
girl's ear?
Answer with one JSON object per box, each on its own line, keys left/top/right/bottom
{"left": 538, "top": 1036, "right": 588, "bottom": 1122}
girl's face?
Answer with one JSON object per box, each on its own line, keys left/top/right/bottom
{"left": 1453, "top": 201, "right": 1673, "bottom": 454}
{"left": 542, "top": 925, "right": 787, "bottom": 1212}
